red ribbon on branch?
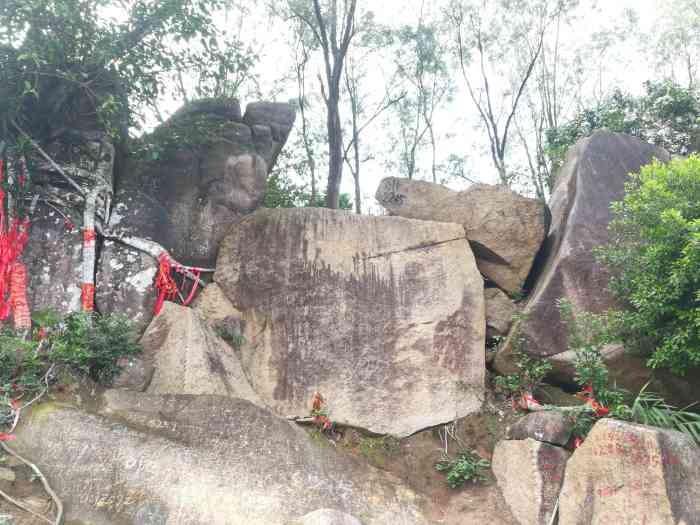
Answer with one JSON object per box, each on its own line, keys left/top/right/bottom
{"left": 0, "top": 159, "right": 31, "bottom": 329}
{"left": 153, "top": 252, "right": 201, "bottom": 315}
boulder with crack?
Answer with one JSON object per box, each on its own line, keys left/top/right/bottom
{"left": 492, "top": 438, "right": 570, "bottom": 525}
{"left": 138, "top": 302, "right": 261, "bottom": 405}
{"left": 375, "top": 178, "right": 547, "bottom": 295}
{"left": 215, "top": 208, "right": 485, "bottom": 437}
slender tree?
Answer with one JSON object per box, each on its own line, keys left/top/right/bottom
{"left": 448, "top": 0, "right": 565, "bottom": 186}
{"left": 287, "top": 0, "right": 359, "bottom": 209}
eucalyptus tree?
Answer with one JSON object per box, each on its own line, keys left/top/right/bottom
{"left": 447, "top": 0, "right": 571, "bottom": 186}
{"left": 343, "top": 19, "right": 404, "bottom": 213}
{"left": 286, "top": 0, "right": 359, "bottom": 209}
{"left": 390, "top": 6, "right": 453, "bottom": 182}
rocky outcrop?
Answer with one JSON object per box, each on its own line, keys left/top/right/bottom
{"left": 23, "top": 204, "right": 83, "bottom": 315}
{"left": 375, "top": 178, "right": 547, "bottom": 295}
{"left": 215, "top": 208, "right": 485, "bottom": 437}
{"left": 116, "top": 99, "right": 295, "bottom": 267}
{"left": 23, "top": 130, "right": 115, "bottom": 316}
{"left": 559, "top": 418, "right": 700, "bottom": 525}
{"left": 97, "top": 99, "right": 295, "bottom": 329}
{"left": 485, "top": 287, "right": 518, "bottom": 340}
{"left": 492, "top": 438, "right": 570, "bottom": 525}
{"left": 495, "top": 131, "right": 670, "bottom": 376}
{"left": 14, "top": 393, "right": 429, "bottom": 524}
{"left": 139, "top": 302, "right": 261, "bottom": 405}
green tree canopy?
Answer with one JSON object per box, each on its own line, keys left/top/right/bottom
{"left": 598, "top": 156, "right": 700, "bottom": 375}
{"left": 546, "top": 81, "right": 700, "bottom": 171}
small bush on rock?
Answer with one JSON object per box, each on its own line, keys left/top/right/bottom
{"left": 0, "top": 311, "right": 141, "bottom": 411}
{"left": 435, "top": 450, "right": 490, "bottom": 488}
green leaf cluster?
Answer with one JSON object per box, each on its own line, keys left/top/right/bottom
{"left": 0, "top": 311, "right": 141, "bottom": 403}
{"left": 546, "top": 81, "right": 700, "bottom": 171}
{"left": 435, "top": 450, "right": 490, "bottom": 489}
{"left": 597, "top": 156, "right": 700, "bottom": 375}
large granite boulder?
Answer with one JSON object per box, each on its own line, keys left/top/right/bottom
{"left": 375, "top": 178, "right": 547, "bottom": 295}
{"left": 559, "top": 418, "right": 700, "bottom": 525}
{"left": 494, "top": 131, "right": 670, "bottom": 377}
{"left": 215, "top": 208, "right": 485, "bottom": 437}
{"left": 13, "top": 393, "right": 429, "bottom": 524}
{"left": 492, "top": 438, "right": 569, "bottom": 525}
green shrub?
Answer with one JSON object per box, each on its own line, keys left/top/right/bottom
{"left": 493, "top": 351, "right": 552, "bottom": 399}
{"left": 435, "top": 450, "right": 490, "bottom": 488}
{"left": 597, "top": 156, "right": 700, "bottom": 376}
{"left": 0, "top": 311, "right": 141, "bottom": 402}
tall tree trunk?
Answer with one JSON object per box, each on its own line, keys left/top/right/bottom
{"left": 325, "top": 98, "right": 343, "bottom": 209}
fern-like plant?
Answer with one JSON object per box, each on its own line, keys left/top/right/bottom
{"left": 631, "top": 383, "right": 700, "bottom": 444}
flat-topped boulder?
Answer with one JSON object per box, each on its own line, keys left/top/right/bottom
{"left": 375, "top": 178, "right": 547, "bottom": 295}
{"left": 215, "top": 208, "right": 485, "bottom": 437}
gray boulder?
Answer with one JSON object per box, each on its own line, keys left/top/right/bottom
{"left": 492, "top": 438, "right": 570, "bottom": 525}
{"left": 139, "top": 302, "right": 261, "bottom": 405}
{"left": 13, "top": 393, "right": 429, "bottom": 524}
{"left": 506, "top": 411, "right": 574, "bottom": 447}
{"left": 485, "top": 287, "right": 518, "bottom": 340}
{"left": 495, "top": 131, "right": 670, "bottom": 379}
{"left": 215, "top": 208, "right": 485, "bottom": 437}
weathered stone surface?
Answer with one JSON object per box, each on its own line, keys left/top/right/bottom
{"left": 14, "top": 394, "right": 429, "bottom": 524}
{"left": 140, "top": 302, "right": 261, "bottom": 405}
{"left": 548, "top": 343, "right": 653, "bottom": 393}
{"left": 243, "top": 102, "right": 297, "bottom": 168}
{"left": 495, "top": 131, "right": 670, "bottom": 374}
{"left": 23, "top": 130, "right": 116, "bottom": 316}
{"left": 492, "top": 438, "right": 570, "bottom": 525}
{"left": 23, "top": 203, "right": 83, "bottom": 315}
{"left": 193, "top": 282, "right": 241, "bottom": 323}
{"left": 485, "top": 287, "right": 518, "bottom": 340}
{"left": 375, "top": 178, "right": 547, "bottom": 295}
{"left": 118, "top": 99, "right": 295, "bottom": 267}
{"left": 287, "top": 509, "right": 362, "bottom": 525}
{"left": 559, "top": 418, "right": 700, "bottom": 525}
{"left": 95, "top": 189, "right": 163, "bottom": 332}
{"left": 111, "top": 356, "right": 155, "bottom": 392}
{"left": 215, "top": 208, "right": 485, "bottom": 437}
{"left": 506, "top": 411, "right": 574, "bottom": 446}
